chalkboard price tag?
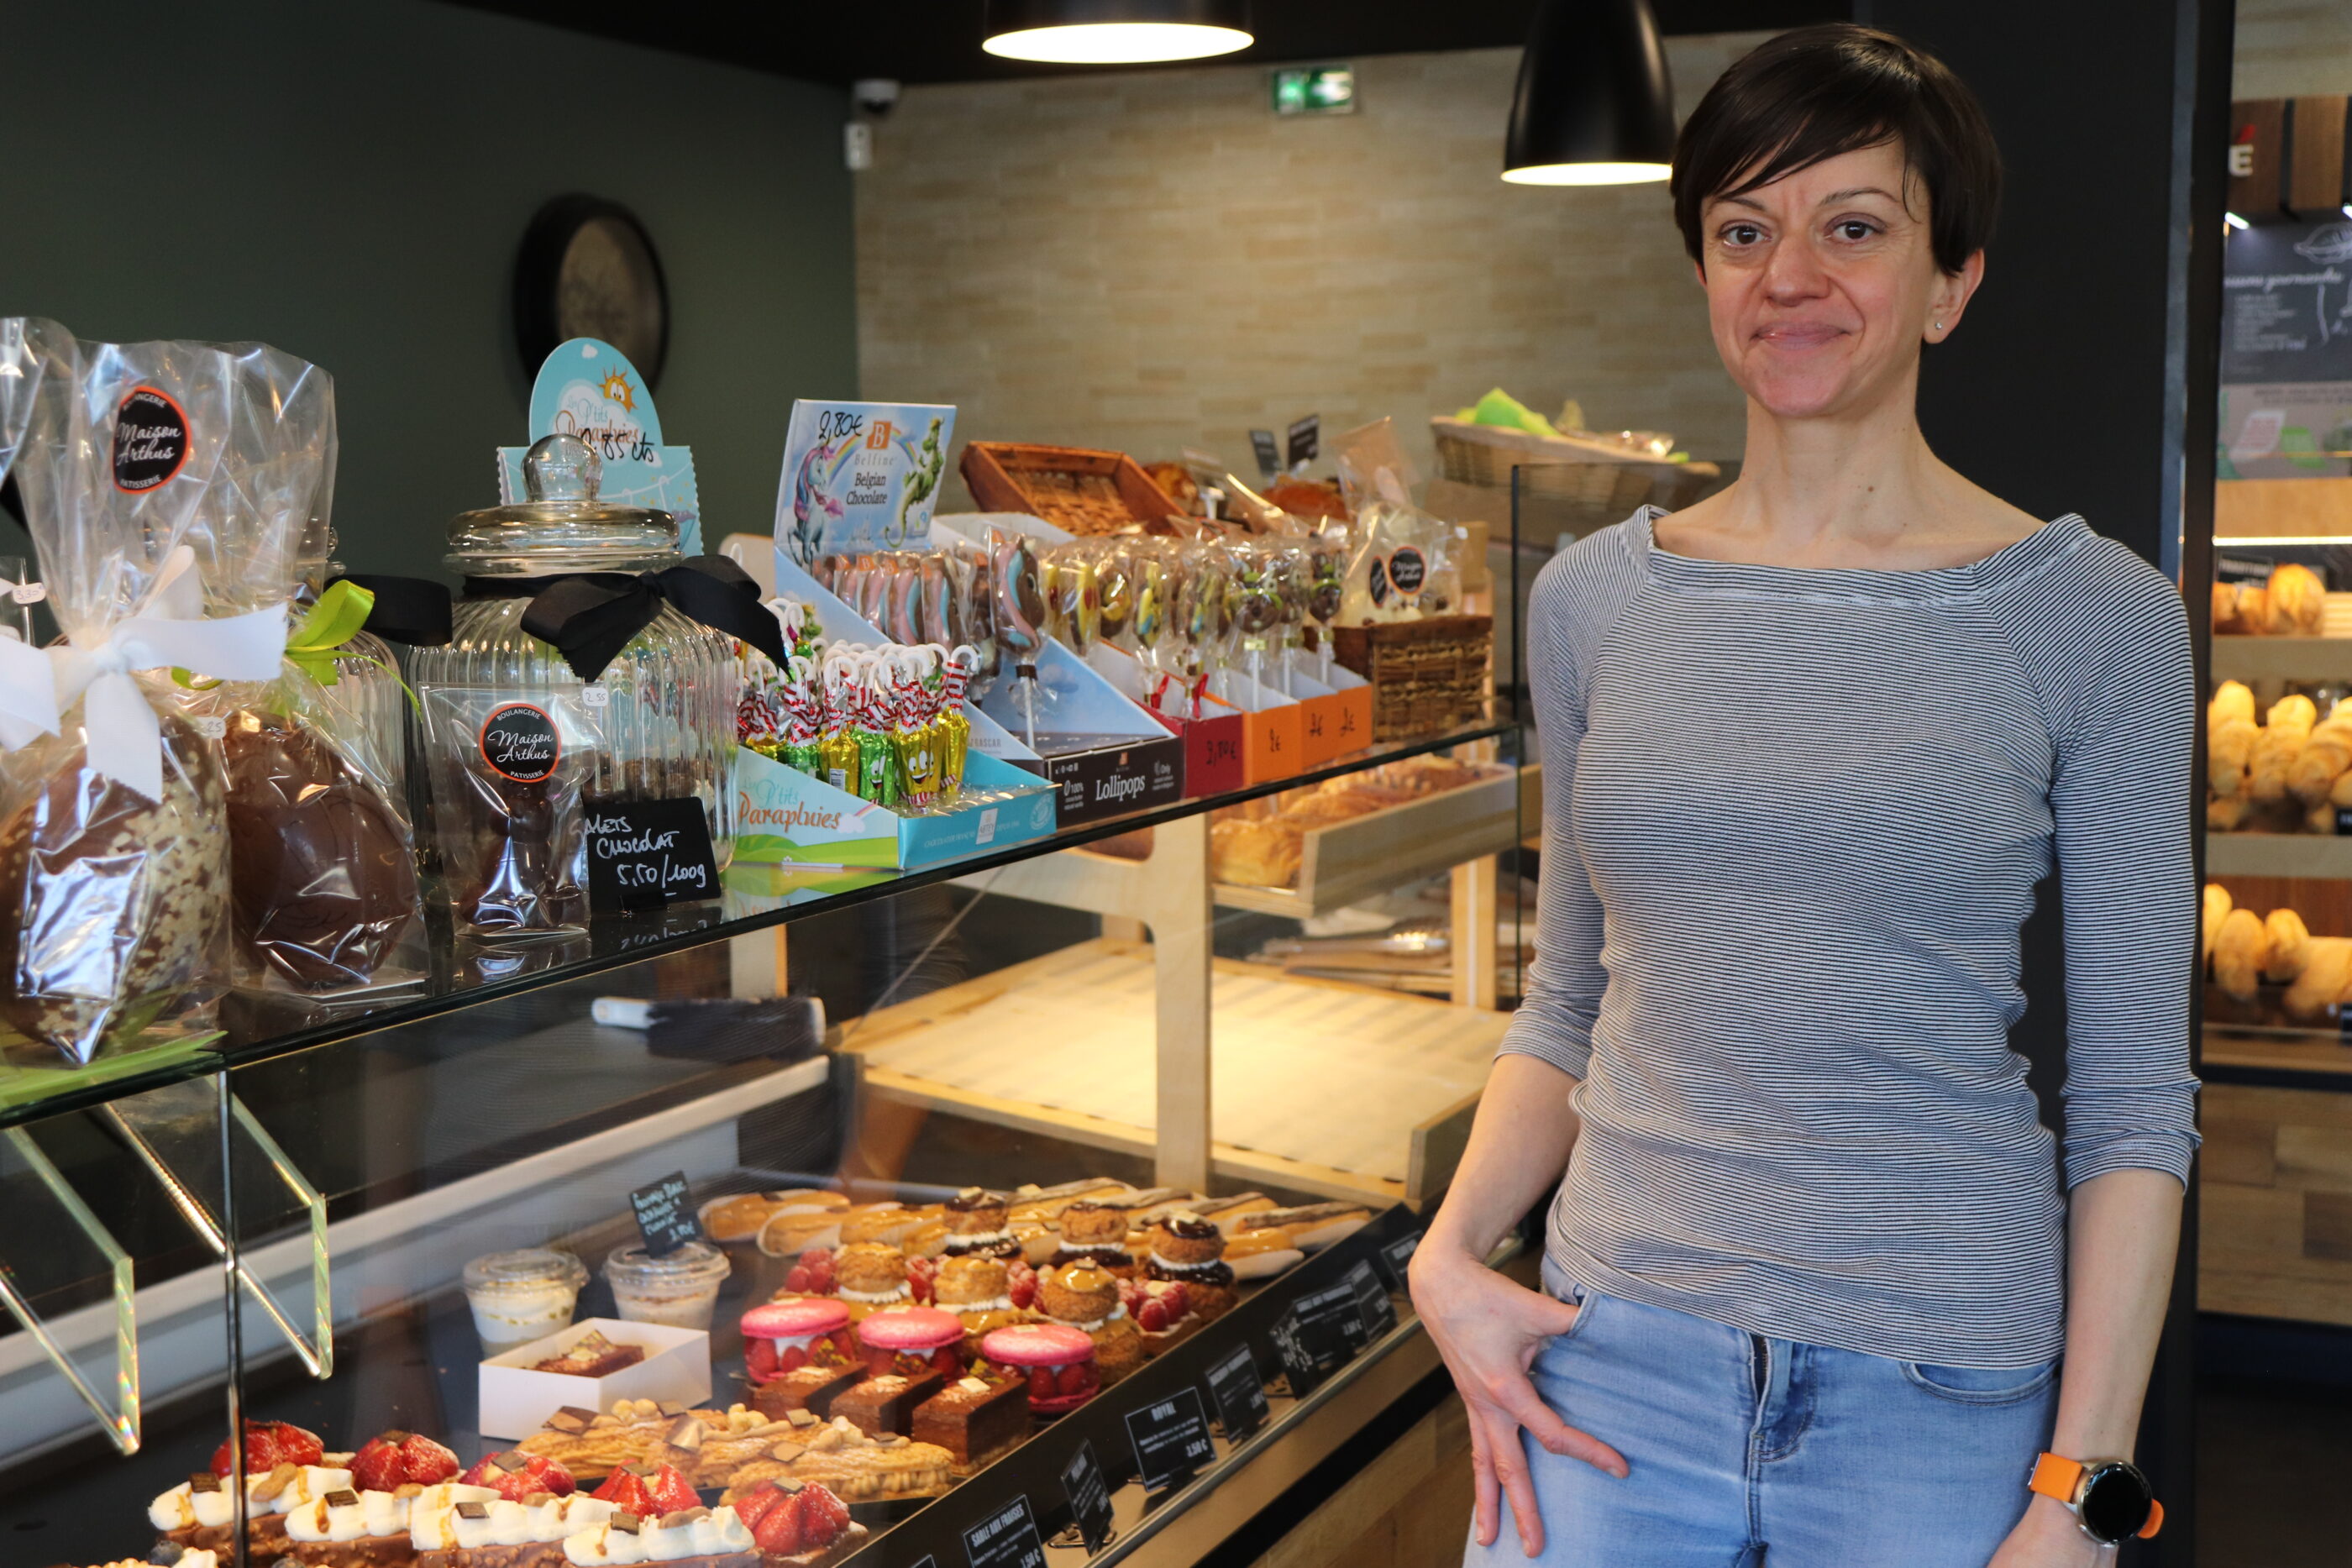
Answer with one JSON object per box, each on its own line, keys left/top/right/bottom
{"left": 1249, "top": 428, "right": 1281, "bottom": 480}
{"left": 1272, "top": 1283, "right": 1359, "bottom": 1398}
{"left": 1057, "top": 1441, "right": 1116, "bottom": 1554}
{"left": 1125, "top": 1387, "right": 1215, "bottom": 1495}
{"left": 585, "top": 797, "right": 719, "bottom": 915}
{"left": 1347, "top": 1259, "right": 1398, "bottom": 1338}
{"left": 1203, "top": 1342, "right": 1269, "bottom": 1441}
{"left": 627, "top": 1171, "right": 699, "bottom": 1257}
{"left": 1285, "top": 414, "right": 1320, "bottom": 472}
{"left": 962, "top": 1494, "right": 1045, "bottom": 1568}
{"left": 1378, "top": 1230, "right": 1420, "bottom": 1292}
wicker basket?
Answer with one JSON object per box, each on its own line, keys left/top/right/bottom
{"left": 958, "top": 442, "right": 1185, "bottom": 535}
{"left": 1332, "top": 616, "right": 1494, "bottom": 742}
{"left": 1431, "top": 417, "right": 1719, "bottom": 532}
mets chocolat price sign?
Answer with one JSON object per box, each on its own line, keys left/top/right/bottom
{"left": 1272, "top": 1282, "right": 1363, "bottom": 1398}
{"left": 962, "top": 1494, "right": 1045, "bottom": 1568}
{"left": 1203, "top": 1342, "right": 1269, "bottom": 1441}
{"left": 1125, "top": 1387, "right": 1215, "bottom": 1494}
{"left": 1347, "top": 1259, "right": 1398, "bottom": 1337}
{"left": 627, "top": 1171, "right": 698, "bottom": 1256}
{"left": 1059, "top": 1440, "right": 1116, "bottom": 1553}
{"left": 585, "top": 798, "right": 718, "bottom": 914}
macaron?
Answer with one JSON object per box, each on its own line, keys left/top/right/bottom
{"left": 853, "top": 1305, "right": 964, "bottom": 1351}
{"left": 741, "top": 1298, "right": 853, "bottom": 1340}
{"left": 977, "top": 1323, "right": 1094, "bottom": 1366}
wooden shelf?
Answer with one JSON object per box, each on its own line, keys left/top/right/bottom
{"left": 2203, "top": 1025, "right": 2352, "bottom": 1077}
{"left": 2211, "top": 637, "right": 2352, "bottom": 683}
{"left": 2206, "top": 833, "right": 2352, "bottom": 878}
{"left": 1213, "top": 766, "right": 1541, "bottom": 919}
{"left": 842, "top": 937, "right": 1498, "bottom": 1206}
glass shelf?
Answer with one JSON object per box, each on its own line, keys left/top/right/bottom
{"left": 0, "top": 721, "right": 1520, "bottom": 1133}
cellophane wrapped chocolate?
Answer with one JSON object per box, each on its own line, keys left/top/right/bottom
{"left": 0, "top": 326, "right": 238, "bottom": 1062}
{"left": 171, "top": 357, "right": 426, "bottom": 997}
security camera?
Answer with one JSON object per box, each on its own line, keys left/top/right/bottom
{"left": 853, "top": 78, "right": 902, "bottom": 116}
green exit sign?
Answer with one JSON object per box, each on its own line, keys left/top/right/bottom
{"left": 1272, "top": 65, "right": 1356, "bottom": 117}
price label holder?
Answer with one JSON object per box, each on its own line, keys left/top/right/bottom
{"left": 962, "top": 1493, "right": 1046, "bottom": 1568}
{"left": 1203, "top": 1341, "right": 1270, "bottom": 1442}
{"left": 585, "top": 797, "right": 719, "bottom": 915}
{"left": 1272, "top": 1282, "right": 1361, "bottom": 1398}
{"left": 627, "top": 1171, "right": 698, "bottom": 1257}
{"left": 1347, "top": 1258, "right": 1398, "bottom": 1338}
{"left": 1249, "top": 428, "right": 1281, "bottom": 480}
{"left": 1054, "top": 1442, "right": 1117, "bottom": 1554}
{"left": 1286, "top": 413, "right": 1320, "bottom": 472}
{"left": 1125, "top": 1387, "right": 1215, "bottom": 1495}
{"left": 1378, "top": 1229, "right": 1420, "bottom": 1292}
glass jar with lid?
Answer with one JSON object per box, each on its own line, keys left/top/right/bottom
{"left": 408, "top": 435, "right": 743, "bottom": 936}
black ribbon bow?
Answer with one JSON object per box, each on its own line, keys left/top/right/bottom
{"left": 328, "top": 573, "right": 455, "bottom": 647}
{"left": 509, "top": 555, "right": 783, "bottom": 681}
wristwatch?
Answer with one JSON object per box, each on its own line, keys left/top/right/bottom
{"left": 2029, "top": 1453, "right": 2163, "bottom": 1544}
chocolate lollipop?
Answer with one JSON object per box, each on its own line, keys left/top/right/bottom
{"left": 1307, "top": 540, "right": 1345, "bottom": 683}
{"left": 918, "top": 554, "right": 958, "bottom": 647}
{"left": 882, "top": 554, "right": 925, "bottom": 644}
{"left": 992, "top": 529, "right": 1048, "bottom": 746}
{"left": 1096, "top": 544, "right": 1135, "bottom": 646}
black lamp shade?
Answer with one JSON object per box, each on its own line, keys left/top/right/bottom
{"left": 1504, "top": 0, "right": 1675, "bottom": 184}
{"left": 984, "top": 0, "right": 1252, "bottom": 64}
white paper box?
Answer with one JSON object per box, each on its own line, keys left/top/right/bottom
{"left": 477, "top": 1318, "right": 712, "bottom": 1440}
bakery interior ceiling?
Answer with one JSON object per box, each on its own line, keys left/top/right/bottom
{"left": 451, "top": 1, "right": 1856, "bottom": 86}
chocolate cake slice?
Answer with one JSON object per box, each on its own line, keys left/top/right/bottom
{"left": 910, "top": 1376, "right": 1031, "bottom": 1473}
{"left": 829, "top": 1371, "right": 944, "bottom": 1439}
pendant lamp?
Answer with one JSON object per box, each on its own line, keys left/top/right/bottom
{"left": 1503, "top": 0, "right": 1674, "bottom": 185}
{"left": 984, "top": 0, "right": 1252, "bottom": 65}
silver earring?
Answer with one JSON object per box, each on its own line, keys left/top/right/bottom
{"left": 1935, "top": 321, "right": 1944, "bottom": 332}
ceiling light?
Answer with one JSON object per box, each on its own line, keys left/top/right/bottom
{"left": 984, "top": 0, "right": 1252, "bottom": 66}
{"left": 1504, "top": 0, "right": 1675, "bottom": 186}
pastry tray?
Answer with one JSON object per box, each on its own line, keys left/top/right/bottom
{"left": 843, "top": 938, "right": 1501, "bottom": 1204}
{"left": 1213, "top": 763, "right": 1541, "bottom": 920}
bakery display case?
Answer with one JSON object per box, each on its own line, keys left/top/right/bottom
{"left": 0, "top": 704, "right": 1522, "bottom": 1568}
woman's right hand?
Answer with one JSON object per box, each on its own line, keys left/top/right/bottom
{"left": 1410, "top": 1243, "right": 1629, "bottom": 1557}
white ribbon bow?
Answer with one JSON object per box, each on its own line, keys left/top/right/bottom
{"left": 0, "top": 547, "right": 287, "bottom": 802}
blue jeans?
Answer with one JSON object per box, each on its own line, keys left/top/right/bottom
{"left": 1466, "top": 1266, "right": 2060, "bottom": 1566}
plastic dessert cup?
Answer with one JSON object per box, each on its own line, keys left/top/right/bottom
{"left": 604, "top": 1240, "right": 732, "bottom": 1329}
{"left": 464, "top": 1248, "right": 591, "bottom": 1350}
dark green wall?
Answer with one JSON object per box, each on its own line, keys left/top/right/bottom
{"left": 1, "top": 0, "right": 857, "bottom": 580}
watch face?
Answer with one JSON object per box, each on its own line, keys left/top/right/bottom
{"left": 2078, "top": 1463, "right": 2153, "bottom": 1542}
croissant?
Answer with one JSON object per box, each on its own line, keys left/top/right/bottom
{"left": 2202, "top": 884, "right": 2233, "bottom": 968}
{"left": 2284, "top": 936, "right": 2352, "bottom": 1018}
{"left": 2209, "top": 718, "right": 2257, "bottom": 799}
{"left": 2330, "top": 768, "right": 2352, "bottom": 810}
{"left": 2266, "top": 564, "right": 2326, "bottom": 635}
{"left": 2214, "top": 908, "right": 2271, "bottom": 1000}
{"left": 2288, "top": 721, "right": 2352, "bottom": 802}
{"left": 2308, "top": 800, "right": 2339, "bottom": 834}
{"left": 2271, "top": 694, "right": 2318, "bottom": 735}
{"left": 2209, "top": 679, "right": 2256, "bottom": 730}
{"left": 2251, "top": 728, "right": 2302, "bottom": 804}
{"left": 2236, "top": 582, "right": 2271, "bottom": 635}
{"left": 2213, "top": 580, "right": 2245, "bottom": 635}
{"left": 2208, "top": 795, "right": 2250, "bottom": 831}
{"left": 2265, "top": 908, "right": 2312, "bottom": 983}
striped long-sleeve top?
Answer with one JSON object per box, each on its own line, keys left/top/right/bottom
{"left": 1503, "top": 507, "right": 2200, "bottom": 1366}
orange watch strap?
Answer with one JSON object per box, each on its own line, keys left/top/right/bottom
{"left": 2029, "top": 1452, "right": 2084, "bottom": 1504}
{"left": 2139, "top": 1499, "right": 2165, "bottom": 1539}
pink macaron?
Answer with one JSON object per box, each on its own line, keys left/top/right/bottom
{"left": 853, "top": 1306, "right": 963, "bottom": 1351}
{"left": 977, "top": 1323, "right": 1094, "bottom": 1366}
{"left": 742, "top": 1298, "right": 852, "bottom": 1340}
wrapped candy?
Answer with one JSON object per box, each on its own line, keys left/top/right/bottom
{"left": 938, "top": 646, "right": 978, "bottom": 810}
{"left": 0, "top": 323, "right": 297, "bottom": 1059}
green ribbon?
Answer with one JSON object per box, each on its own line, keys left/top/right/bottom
{"left": 283, "top": 579, "right": 377, "bottom": 685}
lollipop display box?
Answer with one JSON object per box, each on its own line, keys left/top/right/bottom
{"left": 778, "top": 530, "right": 1184, "bottom": 826}
{"left": 732, "top": 743, "right": 1056, "bottom": 870}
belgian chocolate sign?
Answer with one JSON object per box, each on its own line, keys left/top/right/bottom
{"left": 1202, "top": 1342, "right": 1269, "bottom": 1441}
{"left": 1125, "top": 1387, "right": 1215, "bottom": 1494}
{"left": 113, "top": 386, "right": 190, "bottom": 493}
{"left": 1058, "top": 1441, "right": 1116, "bottom": 1553}
{"left": 627, "top": 1171, "right": 699, "bottom": 1257}
{"left": 480, "top": 703, "right": 561, "bottom": 784}
{"left": 961, "top": 1493, "right": 1045, "bottom": 1568}
{"left": 584, "top": 797, "right": 718, "bottom": 914}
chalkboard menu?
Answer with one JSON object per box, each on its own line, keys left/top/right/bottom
{"left": 1059, "top": 1442, "right": 1116, "bottom": 1553}
{"left": 1203, "top": 1343, "right": 1270, "bottom": 1441}
{"left": 1347, "top": 1259, "right": 1398, "bottom": 1338}
{"left": 2223, "top": 219, "right": 2352, "bottom": 385}
{"left": 1271, "top": 1282, "right": 1366, "bottom": 1398}
{"left": 1124, "top": 1387, "right": 1215, "bottom": 1494}
{"left": 585, "top": 798, "right": 719, "bottom": 915}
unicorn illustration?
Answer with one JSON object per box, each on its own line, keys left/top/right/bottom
{"left": 789, "top": 438, "right": 849, "bottom": 564}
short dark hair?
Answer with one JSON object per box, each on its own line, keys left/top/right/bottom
{"left": 1671, "top": 24, "right": 2001, "bottom": 276}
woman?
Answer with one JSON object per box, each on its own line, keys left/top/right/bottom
{"left": 1410, "top": 25, "right": 2197, "bottom": 1568}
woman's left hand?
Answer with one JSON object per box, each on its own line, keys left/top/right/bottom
{"left": 1987, "top": 1495, "right": 2113, "bottom": 1566}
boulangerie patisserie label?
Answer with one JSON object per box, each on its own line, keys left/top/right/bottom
{"left": 479, "top": 703, "right": 561, "bottom": 783}
{"left": 113, "top": 385, "right": 190, "bottom": 492}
